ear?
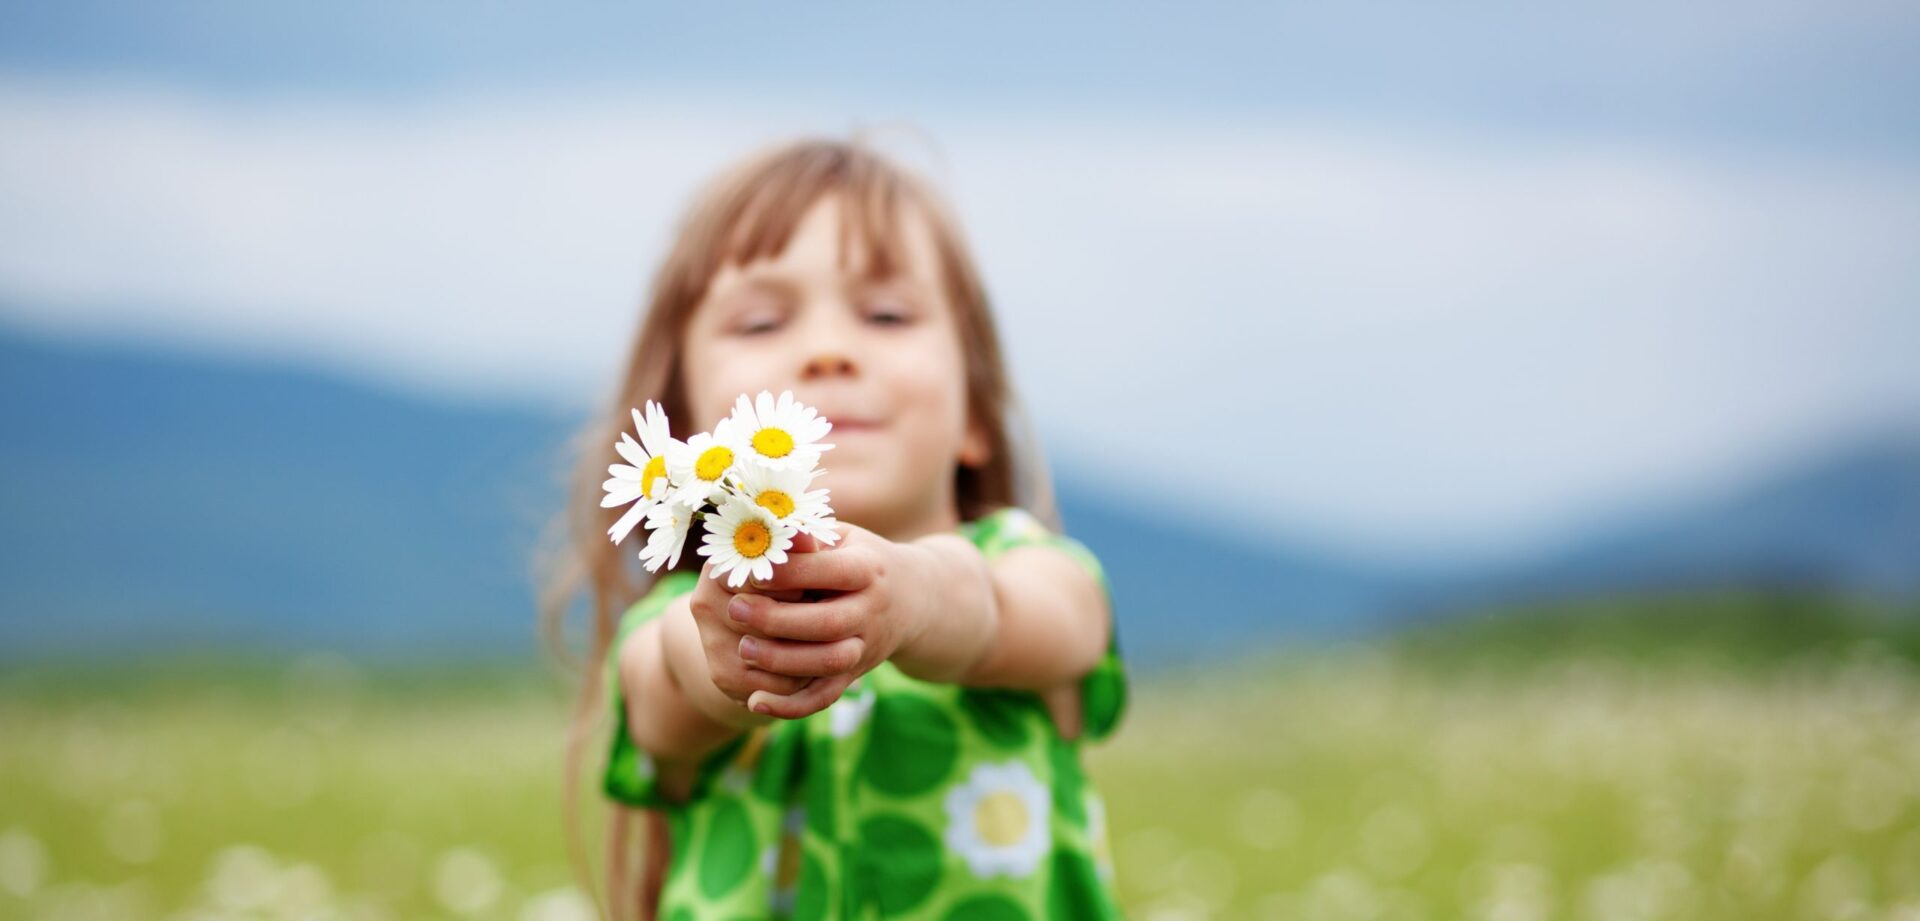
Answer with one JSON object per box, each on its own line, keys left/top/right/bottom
{"left": 958, "top": 414, "right": 992, "bottom": 469}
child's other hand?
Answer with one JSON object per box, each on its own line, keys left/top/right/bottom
{"left": 685, "top": 556, "right": 815, "bottom": 715}
{"left": 726, "top": 523, "right": 927, "bottom": 719}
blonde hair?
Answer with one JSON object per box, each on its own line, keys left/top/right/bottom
{"left": 534, "top": 135, "right": 1064, "bottom": 920}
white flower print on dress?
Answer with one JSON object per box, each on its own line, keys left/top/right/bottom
{"left": 717, "top": 761, "right": 753, "bottom": 795}
{"left": 943, "top": 760, "right": 1051, "bottom": 880}
{"left": 827, "top": 685, "right": 877, "bottom": 739}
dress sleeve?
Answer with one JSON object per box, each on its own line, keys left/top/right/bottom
{"left": 601, "top": 572, "right": 748, "bottom": 809}
{"left": 968, "top": 507, "right": 1129, "bottom": 744}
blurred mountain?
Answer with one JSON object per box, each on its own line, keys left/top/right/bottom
{"left": 0, "top": 323, "right": 1391, "bottom": 667}
{"left": 1057, "top": 485, "right": 1395, "bottom": 665}
{"left": 0, "top": 324, "right": 578, "bottom": 660}
{"left": 1412, "top": 430, "right": 1920, "bottom": 617}
{"left": 3, "top": 323, "right": 1915, "bottom": 668}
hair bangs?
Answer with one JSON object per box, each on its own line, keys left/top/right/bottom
{"left": 708, "top": 144, "right": 917, "bottom": 287}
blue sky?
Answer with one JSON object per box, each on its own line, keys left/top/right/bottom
{"left": 2, "top": 3, "right": 1915, "bottom": 151}
{"left": 2, "top": 2, "right": 1916, "bottom": 563}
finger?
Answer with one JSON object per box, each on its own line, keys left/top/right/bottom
{"left": 739, "top": 634, "right": 865, "bottom": 678}
{"left": 740, "top": 667, "right": 812, "bottom": 697}
{"left": 729, "top": 594, "right": 862, "bottom": 642}
{"left": 692, "top": 559, "right": 729, "bottom": 605}
{"left": 746, "top": 546, "right": 872, "bottom": 595}
{"left": 727, "top": 579, "right": 808, "bottom": 616}
{"left": 749, "top": 672, "right": 856, "bottom": 720}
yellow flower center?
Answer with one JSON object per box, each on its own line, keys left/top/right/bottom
{"left": 696, "top": 445, "right": 734, "bottom": 482}
{"left": 754, "top": 489, "right": 794, "bottom": 519}
{"left": 753, "top": 427, "right": 795, "bottom": 458}
{"left": 733, "top": 520, "right": 771, "bottom": 559}
{"left": 641, "top": 456, "right": 667, "bottom": 498}
{"left": 973, "top": 790, "right": 1030, "bottom": 848}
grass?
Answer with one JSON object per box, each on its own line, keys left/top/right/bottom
{"left": 4, "top": 593, "right": 1919, "bottom": 920}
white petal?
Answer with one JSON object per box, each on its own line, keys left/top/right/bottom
{"left": 614, "top": 433, "right": 647, "bottom": 467}
{"left": 608, "top": 500, "right": 649, "bottom": 544}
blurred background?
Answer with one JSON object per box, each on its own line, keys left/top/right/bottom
{"left": 3, "top": 3, "right": 1918, "bottom": 920}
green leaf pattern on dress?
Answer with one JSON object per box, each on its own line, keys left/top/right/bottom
{"left": 601, "top": 506, "right": 1127, "bottom": 919}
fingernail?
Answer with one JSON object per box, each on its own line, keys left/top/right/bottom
{"left": 739, "top": 636, "right": 760, "bottom": 664}
{"left": 728, "top": 595, "right": 750, "bottom": 623}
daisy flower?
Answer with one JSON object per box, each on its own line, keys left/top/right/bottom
{"left": 943, "top": 760, "right": 1052, "bottom": 880}
{"left": 724, "top": 390, "right": 834, "bottom": 474}
{"left": 667, "top": 421, "right": 743, "bottom": 511}
{"left": 732, "top": 461, "right": 841, "bottom": 547}
{"left": 696, "top": 493, "right": 797, "bottom": 588}
{"left": 636, "top": 501, "right": 694, "bottom": 573}
{"left": 603, "top": 401, "right": 681, "bottom": 545}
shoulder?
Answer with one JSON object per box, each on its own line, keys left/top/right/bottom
{"left": 958, "top": 505, "right": 1053, "bottom": 553}
{"left": 960, "top": 506, "right": 1110, "bottom": 606}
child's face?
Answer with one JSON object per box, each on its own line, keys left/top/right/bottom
{"left": 679, "top": 194, "right": 988, "bottom": 540}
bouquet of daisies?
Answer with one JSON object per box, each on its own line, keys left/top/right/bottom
{"left": 602, "top": 390, "right": 841, "bottom": 588}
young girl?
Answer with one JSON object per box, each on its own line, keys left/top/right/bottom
{"left": 543, "top": 137, "right": 1128, "bottom": 921}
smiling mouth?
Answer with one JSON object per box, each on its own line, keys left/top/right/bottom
{"left": 820, "top": 410, "right": 885, "bottom": 430}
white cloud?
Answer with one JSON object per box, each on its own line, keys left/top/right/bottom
{"left": 1, "top": 80, "right": 1915, "bottom": 561}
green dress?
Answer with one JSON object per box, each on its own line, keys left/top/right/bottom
{"left": 602, "top": 505, "right": 1129, "bottom": 920}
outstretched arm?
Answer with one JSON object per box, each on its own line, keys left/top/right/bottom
{"left": 614, "top": 602, "right": 754, "bottom": 802}
{"left": 725, "top": 524, "right": 1112, "bottom": 719}
{"left": 615, "top": 567, "right": 825, "bottom": 801}
{"left": 891, "top": 532, "right": 1111, "bottom": 690}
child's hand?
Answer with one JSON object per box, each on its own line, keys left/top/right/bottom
{"left": 684, "top": 557, "right": 816, "bottom": 715}
{"left": 726, "top": 523, "right": 931, "bottom": 719}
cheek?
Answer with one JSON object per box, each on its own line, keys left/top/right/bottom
{"left": 880, "top": 345, "right": 968, "bottom": 448}
{"left": 680, "top": 346, "right": 758, "bottom": 431}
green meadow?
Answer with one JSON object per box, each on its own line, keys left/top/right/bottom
{"left": 4, "top": 593, "right": 1919, "bottom": 920}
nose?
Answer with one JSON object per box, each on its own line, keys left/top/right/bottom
{"left": 794, "top": 293, "right": 861, "bottom": 381}
{"left": 798, "top": 310, "right": 859, "bottom": 380}
{"left": 802, "top": 351, "right": 856, "bottom": 379}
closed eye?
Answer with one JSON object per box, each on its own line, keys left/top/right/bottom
{"left": 863, "top": 297, "right": 917, "bottom": 327}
